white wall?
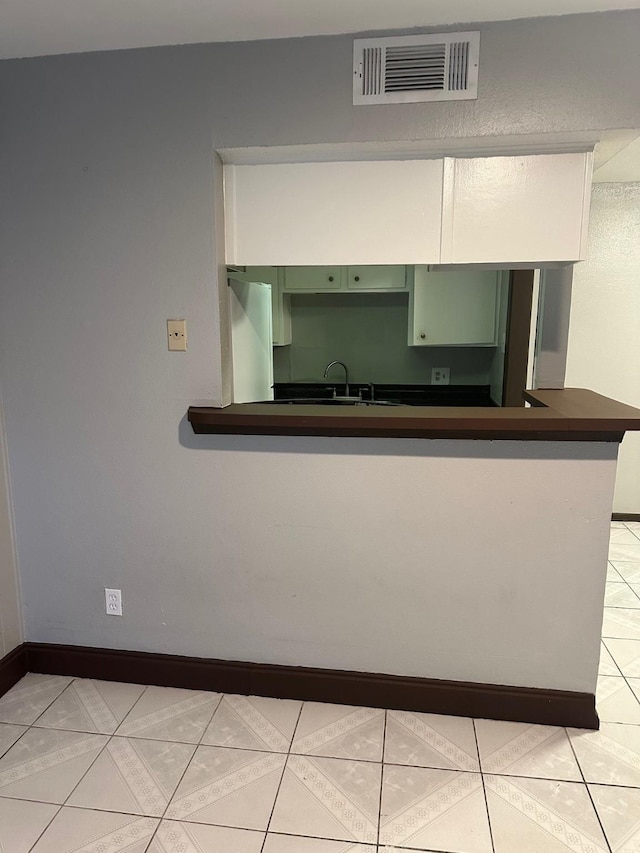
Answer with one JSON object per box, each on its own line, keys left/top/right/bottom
{"left": 0, "top": 10, "right": 637, "bottom": 687}
{"left": 566, "top": 183, "right": 640, "bottom": 513}
{"left": 0, "top": 399, "right": 22, "bottom": 656}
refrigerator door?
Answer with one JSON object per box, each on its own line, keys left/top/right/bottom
{"left": 229, "top": 277, "right": 274, "bottom": 403}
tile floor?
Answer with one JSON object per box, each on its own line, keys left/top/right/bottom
{"left": 1, "top": 523, "right": 640, "bottom": 851}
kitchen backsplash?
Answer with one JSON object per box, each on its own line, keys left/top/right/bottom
{"left": 273, "top": 292, "right": 496, "bottom": 385}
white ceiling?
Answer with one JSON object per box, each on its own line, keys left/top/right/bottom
{"left": 1, "top": 0, "right": 640, "bottom": 60}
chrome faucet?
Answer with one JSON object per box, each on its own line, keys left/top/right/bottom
{"left": 323, "top": 361, "right": 350, "bottom": 398}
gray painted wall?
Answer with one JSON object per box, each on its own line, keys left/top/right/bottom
{"left": 274, "top": 293, "right": 495, "bottom": 385}
{"left": 0, "top": 399, "right": 22, "bottom": 656}
{"left": 0, "top": 10, "right": 636, "bottom": 683}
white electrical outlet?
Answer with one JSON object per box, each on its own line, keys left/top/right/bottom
{"left": 105, "top": 588, "right": 122, "bottom": 616}
{"left": 167, "top": 319, "right": 187, "bottom": 351}
{"left": 431, "top": 367, "right": 450, "bottom": 385}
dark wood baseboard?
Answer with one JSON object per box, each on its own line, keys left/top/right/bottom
{"left": 15, "top": 642, "right": 598, "bottom": 729}
{"left": 0, "top": 643, "right": 28, "bottom": 698}
{"left": 612, "top": 513, "right": 640, "bottom": 522}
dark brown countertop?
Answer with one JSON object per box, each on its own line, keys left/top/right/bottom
{"left": 188, "top": 389, "right": 640, "bottom": 441}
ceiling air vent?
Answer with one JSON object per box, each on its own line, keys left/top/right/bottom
{"left": 353, "top": 32, "right": 479, "bottom": 105}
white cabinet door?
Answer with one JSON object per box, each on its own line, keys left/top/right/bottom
{"left": 441, "top": 153, "right": 593, "bottom": 264}
{"left": 229, "top": 279, "right": 273, "bottom": 403}
{"left": 224, "top": 159, "right": 444, "bottom": 265}
{"left": 283, "top": 267, "right": 344, "bottom": 292}
{"left": 225, "top": 154, "right": 592, "bottom": 267}
{"left": 236, "top": 266, "right": 291, "bottom": 346}
{"left": 346, "top": 265, "right": 407, "bottom": 291}
{"left": 409, "top": 267, "right": 499, "bottom": 346}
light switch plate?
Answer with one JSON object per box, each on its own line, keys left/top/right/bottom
{"left": 167, "top": 319, "right": 187, "bottom": 351}
{"left": 431, "top": 367, "right": 450, "bottom": 385}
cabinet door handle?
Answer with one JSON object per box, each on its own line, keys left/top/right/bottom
{"left": 420, "top": 333, "right": 426, "bottom": 339}
{"left": 328, "top": 276, "right": 334, "bottom": 282}
{"left": 354, "top": 275, "right": 360, "bottom": 282}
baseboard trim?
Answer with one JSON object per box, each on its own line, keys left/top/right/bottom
{"left": 0, "top": 643, "right": 28, "bottom": 698}
{"left": 612, "top": 512, "right": 640, "bottom": 522}
{"left": 20, "top": 642, "right": 598, "bottom": 729}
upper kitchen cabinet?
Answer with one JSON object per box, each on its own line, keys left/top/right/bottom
{"left": 409, "top": 267, "right": 501, "bottom": 346}
{"left": 282, "top": 265, "right": 407, "bottom": 292}
{"left": 224, "top": 151, "right": 593, "bottom": 267}
{"left": 283, "top": 266, "right": 344, "bottom": 291}
{"left": 440, "top": 153, "right": 593, "bottom": 264}
{"left": 224, "top": 160, "right": 444, "bottom": 266}
{"left": 346, "top": 265, "right": 407, "bottom": 291}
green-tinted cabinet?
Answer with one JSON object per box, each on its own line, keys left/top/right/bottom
{"left": 283, "top": 267, "right": 344, "bottom": 291}
{"left": 408, "top": 267, "right": 501, "bottom": 346}
{"left": 346, "top": 266, "right": 407, "bottom": 290}
{"left": 283, "top": 265, "right": 407, "bottom": 293}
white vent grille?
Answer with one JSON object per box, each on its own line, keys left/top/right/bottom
{"left": 353, "top": 32, "right": 479, "bottom": 105}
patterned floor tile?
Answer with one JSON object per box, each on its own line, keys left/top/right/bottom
{"left": 384, "top": 710, "right": 480, "bottom": 771}
{"left": 379, "top": 765, "right": 492, "bottom": 851}
{"left": 485, "top": 774, "right": 608, "bottom": 852}
{"left": 0, "top": 722, "right": 27, "bottom": 757}
{"left": 568, "top": 723, "right": 640, "bottom": 786}
{"left": 115, "top": 685, "right": 221, "bottom": 743}
{"left": 30, "top": 806, "right": 158, "bottom": 853}
{"left": 609, "top": 544, "right": 640, "bottom": 563}
{"left": 610, "top": 529, "right": 640, "bottom": 545}
{"left": 201, "top": 693, "right": 301, "bottom": 752}
{"left": 269, "top": 754, "right": 381, "bottom": 844}
{"left": 611, "top": 562, "right": 640, "bottom": 584}
{"left": 264, "top": 835, "right": 376, "bottom": 852}
{"left": 166, "top": 744, "right": 286, "bottom": 830}
{"left": 604, "top": 639, "right": 640, "bottom": 678}
{"left": 0, "top": 674, "right": 72, "bottom": 724}
{"left": 629, "top": 679, "right": 640, "bottom": 702}
{"left": 0, "top": 797, "right": 59, "bottom": 853}
{"left": 608, "top": 564, "right": 626, "bottom": 583}
{"left": 596, "top": 676, "right": 640, "bottom": 723}
{"left": 474, "top": 719, "right": 581, "bottom": 781}
{"left": 611, "top": 522, "right": 628, "bottom": 529}
{"left": 600, "top": 642, "right": 621, "bottom": 676}
{"left": 602, "top": 609, "right": 640, "bottom": 641}
{"left": 0, "top": 726, "right": 107, "bottom": 803}
{"left": 35, "top": 678, "right": 146, "bottom": 734}
{"left": 605, "top": 583, "right": 640, "bottom": 608}
{"left": 629, "top": 583, "right": 640, "bottom": 601}
{"left": 67, "top": 736, "right": 195, "bottom": 816}
{"left": 149, "top": 819, "right": 264, "bottom": 853}
{"left": 291, "top": 702, "right": 384, "bottom": 761}
{"left": 590, "top": 783, "right": 640, "bottom": 852}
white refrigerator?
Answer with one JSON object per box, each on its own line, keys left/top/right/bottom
{"left": 229, "top": 277, "right": 274, "bottom": 404}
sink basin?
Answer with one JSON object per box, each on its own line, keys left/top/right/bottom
{"left": 261, "top": 398, "right": 403, "bottom": 407}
